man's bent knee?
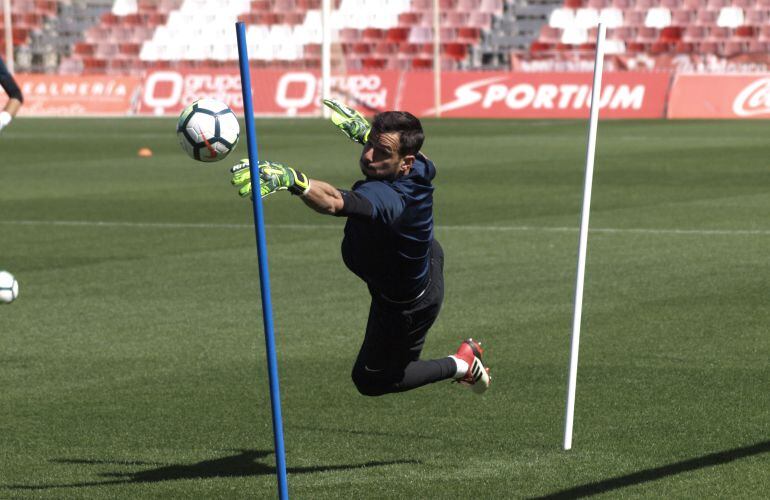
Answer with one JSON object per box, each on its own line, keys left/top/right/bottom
{"left": 351, "top": 368, "right": 392, "bottom": 397}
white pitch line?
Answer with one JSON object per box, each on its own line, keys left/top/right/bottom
{"left": 0, "top": 219, "right": 769, "bottom": 236}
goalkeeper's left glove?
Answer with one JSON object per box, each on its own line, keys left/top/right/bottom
{"left": 322, "top": 99, "right": 371, "bottom": 145}
{"left": 230, "top": 159, "right": 310, "bottom": 199}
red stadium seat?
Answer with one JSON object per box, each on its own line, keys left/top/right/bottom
{"left": 530, "top": 41, "right": 554, "bottom": 53}
{"left": 734, "top": 25, "right": 756, "bottom": 38}
{"left": 457, "top": 0, "right": 482, "bottom": 10}
{"left": 539, "top": 26, "right": 561, "bottom": 42}
{"left": 362, "top": 28, "right": 385, "bottom": 41}
{"left": 682, "top": 25, "right": 707, "bottom": 41}
{"left": 411, "top": 58, "right": 433, "bottom": 70}
{"left": 73, "top": 42, "right": 95, "bottom": 56}
{"left": 442, "top": 42, "right": 467, "bottom": 61}
{"left": 659, "top": 26, "right": 683, "bottom": 41}
{"left": 720, "top": 41, "right": 745, "bottom": 56}
{"left": 744, "top": 8, "right": 766, "bottom": 25}
{"left": 83, "top": 57, "right": 108, "bottom": 74}
{"left": 708, "top": 26, "right": 729, "bottom": 40}
{"left": 386, "top": 27, "right": 409, "bottom": 43}
{"left": 398, "top": 12, "right": 423, "bottom": 26}
{"left": 119, "top": 43, "right": 141, "bottom": 57}
{"left": 695, "top": 9, "right": 717, "bottom": 25}
{"left": 361, "top": 57, "right": 388, "bottom": 69}
{"left": 675, "top": 41, "right": 694, "bottom": 53}
{"left": 374, "top": 42, "right": 398, "bottom": 56}
{"left": 337, "top": 28, "right": 359, "bottom": 42}
{"left": 303, "top": 43, "right": 321, "bottom": 57}
{"left": 456, "top": 27, "right": 480, "bottom": 43}
{"left": 747, "top": 40, "right": 767, "bottom": 52}
{"left": 625, "top": 41, "right": 649, "bottom": 52}
{"left": 649, "top": 41, "right": 673, "bottom": 54}
{"left": 671, "top": 9, "right": 694, "bottom": 25}
{"left": 706, "top": 0, "right": 729, "bottom": 9}
{"left": 696, "top": 40, "right": 718, "bottom": 53}
{"left": 608, "top": 26, "right": 636, "bottom": 40}
{"left": 637, "top": 26, "right": 658, "bottom": 42}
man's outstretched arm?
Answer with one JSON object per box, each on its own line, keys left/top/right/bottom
{"left": 300, "top": 179, "right": 345, "bottom": 215}
{"left": 230, "top": 159, "right": 346, "bottom": 216}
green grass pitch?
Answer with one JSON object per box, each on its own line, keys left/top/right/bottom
{"left": 1, "top": 117, "right": 768, "bottom": 498}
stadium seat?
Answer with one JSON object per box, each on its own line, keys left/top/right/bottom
{"left": 720, "top": 40, "right": 745, "bottom": 56}
{"left": 671, "top": 9, "right": 694, "bottom": 25}
{"left": 716, "top": 7, "right": 744, "bottom": 28}
{"left": 574, "top": 8, "right": 599, "bottom": 29}
{"left": 660, "top": 26, "right": 683, "bottom": 42}
{"left": 561, "top": 26, "right": 588, "bottom": 45}
{"left": 442, "top": 42, "right": 467, "bottom": 61}
{"left": 548, "top": 8, "right": 575, "bottom": 29}
{"left": 645, "top": 8, "right": 672, "bottom": 29}
{"left": 734, "top": 25, "right": 756, "bottom": 38}
{"left": 604, "top": 39, "right": 626, "bottom": 54}
{"left": 744, "top": 9, "right": 765, "bottom": 25}
{"left": 675, "top": 41, "right": 694, "bottom": 53}
{"left": 598, "top": 8, "right": 624, "bottom": 28}
{"left": 695, "top": 9, "right": 717, "bottom": 25}
{"left": 386, "top": 27, "right": 409, "bottom": 43}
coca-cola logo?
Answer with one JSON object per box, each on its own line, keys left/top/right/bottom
{"left": 732, "top": 78, "right": 770, "bottom": 117}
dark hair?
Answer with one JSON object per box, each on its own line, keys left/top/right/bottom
{"left": 371, "top": 111, "right": 424, "bottom": 157}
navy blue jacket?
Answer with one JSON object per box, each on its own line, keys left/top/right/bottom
{"left": 340, "top": 153, "right": 436, "bottom": 302}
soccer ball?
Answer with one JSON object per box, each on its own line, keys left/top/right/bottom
{"left": 0, "top": 270, "right": 19, "bottom": 304}
{"left": 177, "top": 98, "right": 240, "bottom": 162}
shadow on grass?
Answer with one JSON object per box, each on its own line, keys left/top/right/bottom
{"left": 535, "top": 439, "right": 770, "bottom": 499}
{"left": 289, "top": 424, "right": 441, "bottom": 441}
{"left": 5, "top": 449, "right": 419, "bottom": 491}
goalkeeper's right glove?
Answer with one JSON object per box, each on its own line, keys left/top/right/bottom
{"left": 322, "top": 99, "right": 371, "bottom": 145}
{"left": 230, "top": 159, "right": 310, "bottom": 199}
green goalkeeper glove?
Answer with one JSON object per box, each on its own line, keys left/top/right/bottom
{"left": 322, "top": 99, "right": 371, "bottom": 145}
{"left": 230, "top": 159, "right": 310, "bottom": 199}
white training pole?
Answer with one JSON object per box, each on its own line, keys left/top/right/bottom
{"left": 432, "top": 0, "right": 441, "bottom": 118}
{"left": 3, "top": 0, "right": 13, "bottom": 73}
{"left": 563, "top": 23, "right": 606, "bottom": 451}
{"left": 321, "top": 0, "right": 331, "bottom": 118}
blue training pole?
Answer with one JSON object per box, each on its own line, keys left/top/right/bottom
{"left": 235, "top": 22, "right": 289, "bottom": 500}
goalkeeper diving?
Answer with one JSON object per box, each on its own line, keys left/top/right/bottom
{"left": 230, "top": 100, "right": 491, "bottom": 396}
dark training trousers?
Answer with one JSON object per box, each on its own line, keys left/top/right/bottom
{"left": 351, "top": 240, "right": 457, "bottom": 396}
{"left": 0, "top": 57, "right": 23, "bottom": 101}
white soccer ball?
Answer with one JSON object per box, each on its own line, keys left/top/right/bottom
{"left": 177, "top": 98, "right": 240, "bottom": 162}
{"left": 0, "top": 270, "right": 19, "bottom": 304}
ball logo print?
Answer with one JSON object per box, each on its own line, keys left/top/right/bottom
{"left": 0, "top": 270, "right": 19, "bottom": 304}
{"left": 177, "top": 98, "right": 240, "bottom": 162}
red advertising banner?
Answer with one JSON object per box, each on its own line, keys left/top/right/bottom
{"left": 400, "top": 71, "right": 670, "bottom": 118}
{"left": 15, "top": 74, "right": 141, "bottom": 116}
{"left": 12, "top": 70, "right": 674, "bottom": 119}
{"left": 668, "top": 74, "right": 770, "bottom": 119}
{"left": 137, "top": 69, "right": 401, "bottom": 116}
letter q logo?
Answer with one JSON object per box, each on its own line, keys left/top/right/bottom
{"left": 143, "top": 71, "right": 184, "bottom": 115}
{"left": 276, "top": 73, "right": 316, "bottom": 116}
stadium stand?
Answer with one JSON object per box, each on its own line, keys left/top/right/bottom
{"left": 1, "top": 0, "right": 767, "bottom": 74}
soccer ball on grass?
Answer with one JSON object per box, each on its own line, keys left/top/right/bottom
{"left": 177, "top": 98, "right": 240, "bottom": 162}
{"left": 0, "top": 270, "right": 19, "bottom": 304}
